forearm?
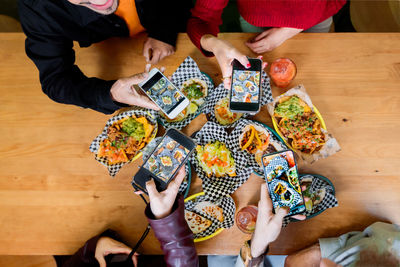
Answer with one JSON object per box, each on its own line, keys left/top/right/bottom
{"left": 41, "top": 67, "right": 122, "bottom": 114}
{"left": 146, "top": 196, "right": 198, "bottom": 267}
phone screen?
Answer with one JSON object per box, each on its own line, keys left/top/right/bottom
{"left": 231, "top": 70, "right": 261, "bottom": 104}
{"left": 141, "top": 72, "right": 185, "bottom": 114}
{"left": 262, "top": 150, "right": 305, "bottom": 215}
{"left": 143, "top": 135, "right": 191, "bottom": 183}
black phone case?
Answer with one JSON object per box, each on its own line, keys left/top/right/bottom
{"left": 132, "top": 129, "right": 195, "bottom": 193}
{"left": 262, "top": 149, "right": 305, "bottom": 216}
{"left": 229, "top": 58, "right": 262, "bottom": 112}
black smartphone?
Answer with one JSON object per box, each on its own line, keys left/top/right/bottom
{"left": 262, "top": 150, "right": 305, "bottom": 216}
{"left": 133, "top": 128, "right": 196, "bottom": 193}
{"left": 105, "top": 253, "right": 132, "bottom": 267}
{"left": 229, "top": 58, "right": 262, "bottom": 113}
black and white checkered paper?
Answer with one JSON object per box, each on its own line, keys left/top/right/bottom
{"left": 204, "top": 72, "right": 273, "bottom": 128}
{"left": 189, "top": 122, "right": 253, "bottom": 201}
{"left": 141, "top": 137, "right": 190, "bottom": 195}
{"left": 157, "top": 56, "right": 214, "bottom": 130}
{"left": 228, "top": 119, "right": 288, "bottom": 176}
{"left": 282, "top": 174, "right": 338, "bottom": 226}
{"left": 89, "top": 109, "right": 158, "bottom": 177}
{"left": 185, "top": 194, "right": 236, "bottom": 239}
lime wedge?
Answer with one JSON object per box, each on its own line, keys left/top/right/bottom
{"left": 305, "top": 199, "right": 313, "bottom": 211}
{"left": 188, "top": 102, "right": 198, "bottom": 114}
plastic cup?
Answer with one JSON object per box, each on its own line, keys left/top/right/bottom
{"left": 235, "top": 205, "right": 258, "bottom": 234}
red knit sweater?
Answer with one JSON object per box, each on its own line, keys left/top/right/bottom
{"left": 187, "top": 0, "right": 346, "bottom": 55}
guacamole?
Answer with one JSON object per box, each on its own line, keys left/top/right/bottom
{"left": 121, "top": 117, "right": 145, "bottom": 140}
{"left": 183, "top": 81, "right": 204, "bottom": 99}
{"left": 275, "top": 96, "right": 304, "bottom": 119}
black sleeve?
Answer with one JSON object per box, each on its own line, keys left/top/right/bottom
{"left": 60, "top": 230, "right": 120, "bottom": 267}
{"left": 18, "top": 0, "right": 122, "bottom": 114}
{"left": 137, "top": 0, "right": 192, "bottom": 47}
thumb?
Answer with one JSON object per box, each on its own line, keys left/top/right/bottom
{"left": 233, "top": 53, "right": 250, "bottom": 69}
{"left": 253, "top": 28, "right": 273, "bottom": 42}
{"left": 272, "top": 206, "right": 288, "bottom": 224}
{"left": 135, "top": 95, "right": 160, "bottom": 110}
{"left": 146, "top": 178, "right": 159, "bottom": 200}
{"left": 96, "top": 256, "right": 107, "bottom": 267}
{"left": 127, "top": 72, "right": 149, "bottom": 85}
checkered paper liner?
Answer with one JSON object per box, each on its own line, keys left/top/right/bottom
{"left": 185, "top": 194, "right": 236, "bottom": 239}
{"left": 89, "top": 109, "right": 158, "bottom": 177}
{"left": 282, "top": 174, "right": 338, "bottom": 227}
{"left": 228, "top": 119, "right": 288, "bottom": 175}
{"left": 157, "top": 56, "right": 214, "bottom": 130}
{"left": 189, "top": 121, "right": 253, "bottom": 201}
{"left": 141, "top": 137, "right": 189, "bottom": 195}
{"left": 204, "top": 72, "right": 273, "bottom": 128}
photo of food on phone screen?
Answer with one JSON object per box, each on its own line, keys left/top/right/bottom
{"left": 143, "top": 135, "right": 190, "bottom": 183}
{"left": 231, "top": 70, "right": 260, "bottom": 103}
{"left": 143, "top": 73, "right": 185, "bottom": 114}
{"left": 262, "top": 150, "right": 305, "bottom": 215}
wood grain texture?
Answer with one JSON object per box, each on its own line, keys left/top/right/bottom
{"left": 0, "top": 33, "right": 399, "bottom": 256}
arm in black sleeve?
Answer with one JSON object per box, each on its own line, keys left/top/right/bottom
{"left": 138, "top": 0, "right": 192, "bottom": 47}
{"left": 19, "top": 0, "right": 122, "bottom": 114}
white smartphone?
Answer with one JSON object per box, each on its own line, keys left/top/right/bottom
{"left": 138, "top": 68, "right": 189, "bottom": 119}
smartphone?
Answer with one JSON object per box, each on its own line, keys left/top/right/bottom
{"left": 229, "top": 58, "right": 262, "bottom": 113}
{"left": 105, "top": 253, "right": 132, "bottom": 267}
{"left": 133, "top": 128, "right": 196, "bottom": 193}
{"left": 138, "top": 68, "right": 189, "bottom": 119}
{"left": 262, "top": 150, "right": 305, "bottom": 216}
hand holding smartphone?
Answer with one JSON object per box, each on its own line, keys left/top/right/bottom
{"left": 262, "top": 150, "right": 305, "bottom": 216}
{"left": 229, "top": 58, "right": 262, "bottom": 114}
{"left": 133, "top": 129, "right": 196, "bottom": 193}
{"left": 138, "top": 68, "right": 189, "bottom": 119}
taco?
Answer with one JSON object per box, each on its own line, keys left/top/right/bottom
{"left": 160, "top": 107, "right": 188, "bottom": 123}
{"left": 214, "top": 98, "right": 242, "bottom": 126}
{"left": 239, "top": 124, "right": 270, "bottom": 155}
{"left": 196, "top": 141, "right": 236, "bottom": 177}
{"left": 301, "top": 177, "right": 326, "bottom": 211}
{"left": 181, "top": 78, "right": 208, "bottom": 105}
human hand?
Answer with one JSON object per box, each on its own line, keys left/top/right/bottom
{"left": 110, "top": 65, "right": 159, "bottom": 110}
{"left": 143, "top": 37, "right": 174, "bottom": 64}
{"left": 95, "top": 236, "right": 138, "bottom": 267}
{"left": 200, "top": 35, "right": 250, "bottom": 89}
{"left": 245, "top": 27, "right": 302, "bottom": 54}
{"left": 250, "top": 183, "right": 306, "bottom": 257}
{"left": 146, "top": 167, "right": 186, "bottom": 219}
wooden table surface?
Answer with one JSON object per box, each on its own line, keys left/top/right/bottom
{"left": 0, "top": 32, "right": 399, "bottom": 256}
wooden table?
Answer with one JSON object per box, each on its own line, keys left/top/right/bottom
{"left": 0, "top": 32, "right": 399, "bottom": 256}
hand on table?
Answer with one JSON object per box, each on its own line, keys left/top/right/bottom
{"left": 200, "top": 35, "right": 268, "bottom": 89}
{"left": 95, "top": 236, "right": 138, "bottom": 267}
{"left": 146, "top": 167, "right": 186, "bottom": 219}
{"left": 246, "top": 27, "right": 303, "bottom": 54}
{"left": 143, "top": 37, "right": 175, "bottom": 64}
{"left": 250, "top": 183, "right": 306, "bottom": 258}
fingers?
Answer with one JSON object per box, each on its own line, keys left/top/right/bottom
{"left": 167, "top": 167, "right": 186, "bottom": 193}
{"left": 291, "top": 214, "right": 306, "bottom": 221}
{"left": 134, "top": 190, "right": 144, "bottom": 195}
{"left": 132, "top": 254, "right": 138, "bottom": 267}
{"left": 136, "top": 95, "right": 160, "bottom": 110}
{"left": 143, "top": 41, "right": 151, "bottom": 63}
{"left": 150, "top": 49, "right": 161, "bottom": 64}
{"left": 127, "top": 72, "right": 149, "bottom": 85}
{"left": 108, "top": 246, "right": 132, "bottom": 255}
{"left": 223, "top": 78, "right": 231, "bottom": 90}
{"left": 145, "top": 63, "right": 151, "bottom": 73}
{"left": 260, "top": 183, "right": 273, "bottom": 213}
{"left": 159, "top": 66, "right": 166, "bottom": 73}
{"left": 234, "top": 53, "right": 250, "bottom": 69}
{"left": 271, "top": 206, "right": 289, "bottom": 225}
{"left": 146, "top": 178, "right": 159, "bottom": 200}
{"left": 253, "top": 29, "right": 272, "bottom": 42}
{"left": 97, "top": 256, "right": 106, "bottom": 267}
{"left": 262, "top": 62, "right": 268, "bottom": 70}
